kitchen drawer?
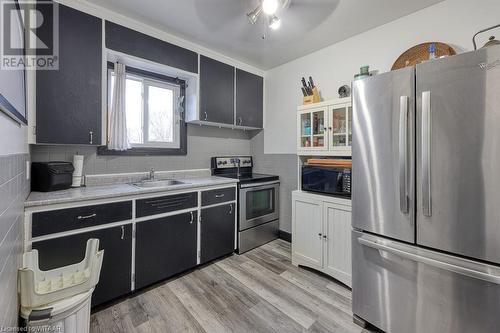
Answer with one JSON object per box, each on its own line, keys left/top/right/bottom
{"left": 201, "top": 187, "right": 236, "bottom": 206}
{"left": 136, "top": 192, "right": 198, "bottom": 218}
{"left": 32, "top": 201, "right": 132, "bottom": 237}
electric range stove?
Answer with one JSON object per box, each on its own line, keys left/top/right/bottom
{"left": 211, "top": 156, "right": 279, "bottom": 253}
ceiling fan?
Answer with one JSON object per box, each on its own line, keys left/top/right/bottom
{"left": 247, "top": 0, "right": 291, "bottom": 31}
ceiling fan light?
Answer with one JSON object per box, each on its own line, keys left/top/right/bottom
{"left": 246, "top": 6, "right": 262, "bottom": 24}
{"left": 269, "top": 15, "right": 281, "bottom": 30}
{"left": 262, "top": 0, "right": 279, "bottom": 15}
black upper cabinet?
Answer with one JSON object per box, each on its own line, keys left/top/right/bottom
{"left": 105, "top": 22, "right": 198, "bottom": 74}
{"left": 36, "top": 4, "right": 102, "bottom": 145}
{"left": 135, "top": 212, "right": 198, "bottom": 289}
{"left": 200, "top": 203, "right": 235, "bottom": 264}
{"left": 236, "top": 69, "right": 264, "bottom": 128}
{"left": 32, "top": 225, "right": 132, "bottom": 307}
{"left": 199, "top": 55, "right": 235, "bottom": 125}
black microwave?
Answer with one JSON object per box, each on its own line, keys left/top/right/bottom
{"left": 301, "top": 165, "right": 351, "bottom": 198}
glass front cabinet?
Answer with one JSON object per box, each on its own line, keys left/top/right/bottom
{"left": 298, "top": 107, "right": 327, "bottom": 151}
{"left": 297, "top": 98, "right": 352, "bottom": 156}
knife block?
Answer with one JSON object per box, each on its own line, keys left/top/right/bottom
{"left": 303, "top": 87, "right": 321, "bottom": 105}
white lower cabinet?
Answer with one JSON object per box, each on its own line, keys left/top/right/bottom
{"left": 323, "top": 202, "right": 352, "bottom": 286}
{"left": 291, "top": 194, "right": 323, "bottom": 269}
{"left": 292, "top": 190, "right": 352, "bottom": 287}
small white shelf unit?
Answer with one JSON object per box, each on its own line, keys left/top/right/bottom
{"left": 293, "top": 97, "right": 353, "bottom": 287}
{"left": 297, "top": 97, "right": 352, "bottom": 157}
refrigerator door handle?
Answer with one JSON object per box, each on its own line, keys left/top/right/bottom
{"left": 422, "top": 91, "right": 432, "bottom": 217}
{"left": 399, "top": 96, "right": 409, "bottom": 214}
{"left": 358, "top": 236, "right": 500, "bottom": 285}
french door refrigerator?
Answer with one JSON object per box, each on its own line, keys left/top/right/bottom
{"left": 352, "top": 45, "right": 500, "bottom": 333}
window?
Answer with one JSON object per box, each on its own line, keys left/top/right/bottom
{"left": 100, "top": 64, "right": 187, "bottom": 156}
{"left": 108, "top": 70, "right": 181, "bottom": 148}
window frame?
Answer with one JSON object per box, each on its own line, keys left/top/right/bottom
{"left": 98, "top": 63, "right": 187, "bottom": 156}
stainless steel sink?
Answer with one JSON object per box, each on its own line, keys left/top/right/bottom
{"left": 132, "top": 179, "right": 185, "bottom": 188}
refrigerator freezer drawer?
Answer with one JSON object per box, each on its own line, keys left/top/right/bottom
{"left": 352, "top": 230, "right": 500, "bottom": 333}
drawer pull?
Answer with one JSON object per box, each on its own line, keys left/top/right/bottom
{"left": 77, "top": 213, "right": 96, "bottom": 220}
{"left": 154, "top": 203, "right": 188, "bottom": 210}
{"left": 145, "top": 196, "right": 191, "bottom": 205}
{"left": 215, "top": 194, "right": 225, "bottom": 198}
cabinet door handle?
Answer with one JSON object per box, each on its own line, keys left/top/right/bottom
{"left": 89, "top": 131, "right": 93, "bottom": 145}
{"left": 120, "top": 226, "right": 125, "bottom": 240}
{"left": 215, "top": 194, "right": 225, "bottom": 198}
{"left": 189, "top": 211, "right": 194, "bottom": 224}
{"left": 238, "top": 117, "right": 243, "bottom": 126}
{"left": 229, "top": 204, "right": 233, "bottom": 214}
{"left": 204, "top": 112, "right": 208, "bottom": 121}
{"left": 77, "top": 213, "right": 96, "bottom": 220}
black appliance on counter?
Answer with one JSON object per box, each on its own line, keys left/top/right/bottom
{"left": 31, "top": 162, "right": 74, "bottom": 192}
{"left": 301, "top": 165, "right": 351, "bottom": 198}
{"left": 211, "top": 156, "right": 279, "bottom": 254}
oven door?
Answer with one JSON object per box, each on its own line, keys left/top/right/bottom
{"left": 239, "top": 181, "right": 280, "bottom": 231}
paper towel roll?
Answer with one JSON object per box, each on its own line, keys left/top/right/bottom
{"left": 72, "top": 155, "right": 84, "bottom": 187}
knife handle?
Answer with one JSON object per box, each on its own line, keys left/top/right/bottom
{"left": 309, "top": 76, "right": 315, "bottom": 88}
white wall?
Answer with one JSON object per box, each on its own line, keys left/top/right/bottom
{"left": 264, "top": 0, "right": 500, "bottom": 154}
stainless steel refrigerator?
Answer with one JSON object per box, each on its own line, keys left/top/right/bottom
{"left": 352, "top": 45, "right": 500, "bottom": 333}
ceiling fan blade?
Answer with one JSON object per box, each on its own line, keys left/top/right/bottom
{"left": 193, "top": 0, "right": 257, "bottom": 31}
{"left": 189, "top": 0, "right": 339, "bottom": 44}
{"left": 279, "top": 0, "right": 339, "bottom": 33}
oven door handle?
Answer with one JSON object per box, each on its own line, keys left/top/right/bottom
{"left": 239, "top": 181, "right": 280, "bottom": 189}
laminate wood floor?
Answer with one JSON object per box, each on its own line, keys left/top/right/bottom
{"left": 91, "top": 239, "right": 375, "bottom": 333}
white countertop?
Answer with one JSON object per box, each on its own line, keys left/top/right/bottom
{"left": 25, "top": 176, "right": 238, "bottom": 208}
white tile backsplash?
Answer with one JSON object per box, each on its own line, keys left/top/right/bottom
{"left": 31, "top": 125, "right": 253, "bottom": 177}
{"left": 0, "top": 153, "right": 29, "bottom": 328}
